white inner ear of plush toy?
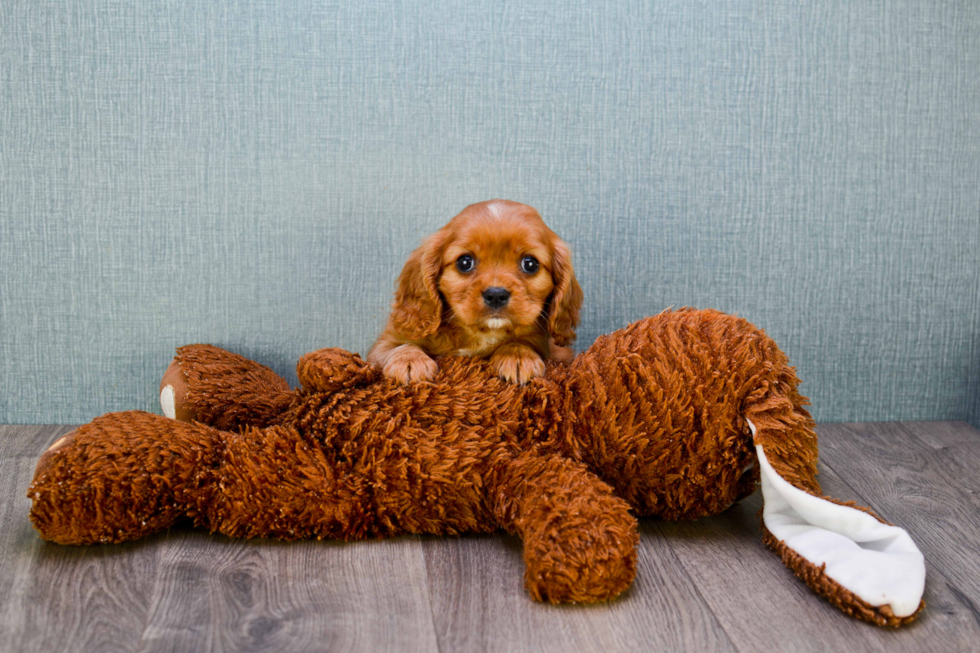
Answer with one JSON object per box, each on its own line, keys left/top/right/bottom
{"left": 161, "top": 385, "right": 176, "bottom": 420}
{"left": 747, "top": 420, "right": 925, "bottom": 618}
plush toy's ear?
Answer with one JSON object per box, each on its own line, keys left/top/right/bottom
{"left": 389, "top": 228, "right": 449, "bottom": 340}
{"left": 747, "top": 418, "right": 926, "bottom": 626}
{"left": 546, "top": 238, "right": 583, "bottom": 347}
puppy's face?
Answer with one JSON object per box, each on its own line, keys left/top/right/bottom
{"left": 389, "top": 200, "right": 581, "bottom": 350}
{"left": 437, "top": 204, "right": 556, "bottom": 336}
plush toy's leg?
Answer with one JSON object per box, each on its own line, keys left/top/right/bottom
{"left": 160, "top": 344, "right": 294, "bottom": 431}
{"left": 28, "top": 411, "right": 222, "bottom": 545}
{"left": 747, "top": 418, "right": 926, "bottom": 626}
{"left": 491, "top": 451, "right": 639, "bottom": 603}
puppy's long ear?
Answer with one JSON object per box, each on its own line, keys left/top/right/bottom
{"left": 547, "top": 238, "right": 583, "bottom": 347}
{"left": 390, "top": 229, "right": 448, "bottom": 340}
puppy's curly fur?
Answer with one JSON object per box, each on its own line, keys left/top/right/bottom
{"left": 368, "top": 200, "right": 582, "bottom": 384}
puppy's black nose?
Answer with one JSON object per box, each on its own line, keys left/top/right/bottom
{"left": 482, "top": 287, "right": 510, "bottom": 309}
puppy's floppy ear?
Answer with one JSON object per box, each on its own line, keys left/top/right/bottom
{"left": 390, "top": 228, "right": 448, "bottom": 340}
{"left": 547, "top": 238, "right": 583, "bottom": 347}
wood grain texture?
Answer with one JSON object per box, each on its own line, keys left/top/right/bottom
{"left": 2, "top": 422, "right": 980, "bottom": 652}
{"left": 1, "top": 426, "right": 157, "bottom": 653}
{"left": 137, "top": 534, "right": 438, "bottom": 653}
{"left": 817, "top": 422, "right": 980, "bottom": 644}
{"left": 0, "top": 425, "right": 76, "bottom": 644}
{"left": 422, "top": 532, "right": 737, "bottom": 653}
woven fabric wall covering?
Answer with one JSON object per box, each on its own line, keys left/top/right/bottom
{"left": 2, "top": 0, "right": 979, "bottom": 425}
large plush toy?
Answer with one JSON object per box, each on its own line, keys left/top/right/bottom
{"left": 27, "top": 309, "right": 925, "bottom": 626}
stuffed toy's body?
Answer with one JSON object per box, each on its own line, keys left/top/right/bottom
{"left": 28, "top": 309, "right": 925, "bottom": 626}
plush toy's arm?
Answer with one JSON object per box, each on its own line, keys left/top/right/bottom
{"left": 160, "top": 344, "right": 294, "bottom": 431}
{"left": 29, "top": 407, "right": 471, "bottom": 545}
{"left": 490, "top": 450, "right": 639, "bottom": 603}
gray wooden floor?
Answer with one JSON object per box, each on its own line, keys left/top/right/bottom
{"left": 1, "top": 421, "right": 979, "bottom": 652}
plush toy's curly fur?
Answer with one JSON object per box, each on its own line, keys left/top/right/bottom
{"left": 27, "top": 309, "right": 922, "bottom": 624}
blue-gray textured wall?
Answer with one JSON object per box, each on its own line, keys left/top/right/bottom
{"left": 2, "top": 0, "right": 979, "bottom": 426}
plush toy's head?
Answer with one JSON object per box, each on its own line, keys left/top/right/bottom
{"left": 28, "top": 309, "right": 925, "bottom": 626}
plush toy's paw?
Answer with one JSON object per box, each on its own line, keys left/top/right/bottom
{"left": 522, "top": 497, "right": 638, "bottom": 603}
{"left": 490, "top": 344, "right": 546, "bottom": 384}
{"left": 160, "top": 359, "right": 197, "bottom": 422}
{"left": 382, "top": 344, "right": 439, "bottom": 384}
{"left": 297, "top": 348, "right": 379, "bottom": 393}
{"left": 158, "top": 345, "right": 294, "bottom": 430}
{"left": 34, "top": 428, "right": 79, "bottom": 482}
{"left": 493, "top": 452, "right": 639, "bottom": 602}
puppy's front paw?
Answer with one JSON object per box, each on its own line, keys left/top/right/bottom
{"left": 383, "top": 344, "right": 439, "bottom": 384}
{"left": 490, "top": 346, "right": 546, "bottom": 384}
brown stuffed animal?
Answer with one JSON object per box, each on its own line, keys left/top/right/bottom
{"left": 27, "top": 309, "right": 925, "bottom": 626}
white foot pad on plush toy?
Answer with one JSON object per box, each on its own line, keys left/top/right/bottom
{"left": 160, "top": 386, "right": 176, "bottom": 420}
{"left": 747, "top": 420, "right": 925, "bottom": 618}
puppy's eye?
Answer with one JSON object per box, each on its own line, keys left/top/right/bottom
{"left": 456, "top": 254, "right": 475, "bottom": 273}
{"left": 520, "top": 256, "right": 539, "bottom": 274}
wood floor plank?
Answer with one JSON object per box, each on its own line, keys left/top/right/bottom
{"left": 819, "top": 422, "right": 980, "bottom": 591}
{"left": 817, "top": 460, "right": 980, "bottom": 649}
{"left": 631, "top": 522, "right": 739, "bottom": 652}
{"left": 0, "top": 426, "right": 80, "bottom": 650}
{"left": 1, "top": 425, "right": 158, "bottom": 653}
{"left": 0, "top": 424, "right": 75, "bottom": 458}
{"left": 893, "top": 421, "right": 980, "bottom": 510}
{"left": 11, "top": 538, "right": 160, "bottom": 653}
{"left": 657, "top": 422, "right": 980, "bottom": 653}
{"left": 137, "top": 532, "right": 439, "bottom": 653}
{"left": 0, "top": 424, "right": 76, "bottom": 610}
{"left": 817, "top": 422, "right": 980, "bottom": 645}
{"left": 422, "top": 531, "right": 736, "bottom": 653}
{"left": 0, "top": 456, "right": 49, "bottom": 650}
{"left": 655, "top": 495, "right": 907, "bottom": 652}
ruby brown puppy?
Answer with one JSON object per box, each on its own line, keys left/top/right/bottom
{"left": 368, "top": 200, "right": 582, "bottom": 384}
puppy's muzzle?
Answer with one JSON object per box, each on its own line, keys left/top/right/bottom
{"left": 482, "top": 287, "right": 510, "bottom": 309}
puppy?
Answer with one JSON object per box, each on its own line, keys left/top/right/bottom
{"left": 368, "top": 200, "right": 582, "bottom": 384}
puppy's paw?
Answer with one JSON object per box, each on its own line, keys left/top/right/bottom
{"left": 490, "top": 346, "right": 546, "bottom": 384}
{"left": 383, "top": 344, "right": 439, "bottom": 384}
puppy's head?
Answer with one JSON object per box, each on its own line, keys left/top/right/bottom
{"left": 390, "top": 200, "right": 582, "bottom": 345}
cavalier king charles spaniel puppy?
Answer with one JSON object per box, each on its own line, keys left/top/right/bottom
{"left": 368, "top": 200, "right": 582, "bottom": 384}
